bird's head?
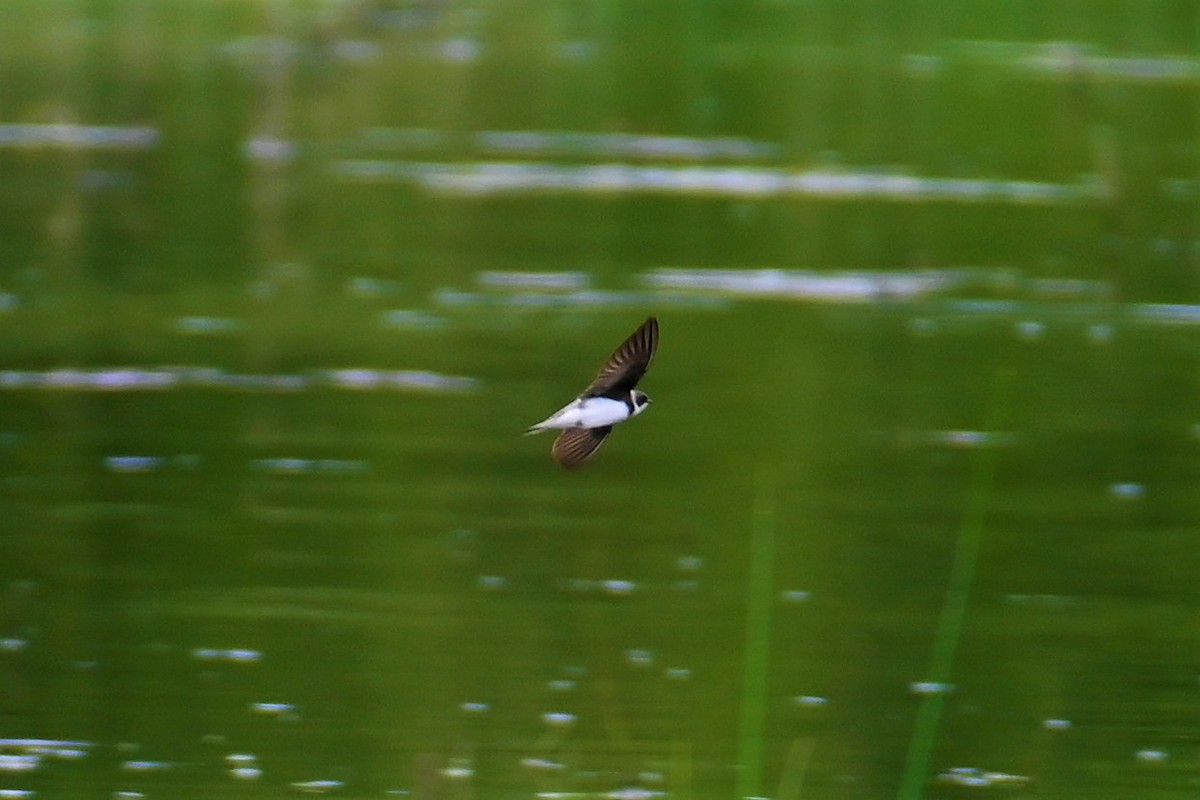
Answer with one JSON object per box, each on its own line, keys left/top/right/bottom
{"left": 631, "top": 390, "right": 652, "bottom": 416}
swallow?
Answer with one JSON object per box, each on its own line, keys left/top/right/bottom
{"left": 525, "top": 316, "right": 659, "bottom": 468}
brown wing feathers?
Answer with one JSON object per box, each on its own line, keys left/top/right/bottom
{"left": 582, "top": 316, "right": 658, "bottom": 398}
{"left": 551, "top": 426, "right": 612, "bottom": 469}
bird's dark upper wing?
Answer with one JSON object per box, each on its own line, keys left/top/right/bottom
{"left": 551, "top": 425, "right": 612, "bottom": 469}
{"left": 580, "top": 316, "right": 658, "bottom": 398}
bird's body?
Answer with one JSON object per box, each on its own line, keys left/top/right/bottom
{"left": 525, "top": 395, "right": 643, "bottom": 434}
{"left": 525, "top": 317, "right": 658, "bottom": 468}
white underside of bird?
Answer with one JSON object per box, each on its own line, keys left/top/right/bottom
{"left": 525, "top": 397, "right": 630, "bottom": 434}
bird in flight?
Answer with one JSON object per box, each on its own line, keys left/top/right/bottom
{"left": 525, "top": 316, "right": 659, "bottom": 468}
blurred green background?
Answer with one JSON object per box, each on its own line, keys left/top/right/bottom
{"left": 1, "top": 1, "right": 1198, "bottom": 798}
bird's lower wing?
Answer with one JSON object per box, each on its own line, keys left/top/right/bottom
{"left": 551, "top": 426, "right": 612, "bottom": 469}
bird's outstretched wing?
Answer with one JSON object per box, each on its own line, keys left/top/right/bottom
{"left": 580, "top": 316, "right": 658, "bottom": 398}
{"left": 551, "top": 425, "right": 612, "bottom": 469}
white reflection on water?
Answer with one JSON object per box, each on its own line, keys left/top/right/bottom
{"left": 0, "top": 123, "right": 159, "bottom": 150}
{"left": 603, "top": 789, "right": 668, "bottom": 800}
{"left": 909, "top": 681, "right": 955, "bottom": 695}
{"left": 226, "top": 752, "right": 262, "bottom": 781}
{"left": 558, "top": 578, "right": 639, "bottom": 597}
{"left": 644, "top": 267, "right": 964, "bottom": 301}
{"left": 0, "top": 738, "right": 93, "bottom": 789}
{"left": 439, "top": 37, "right": 480, "bottom": 63}
{"left": 121, "top": 760, "right": 173, "bottom": 772}
{"left": 625, "top": 649, "right": 654, "bottom": 668}
{"left": 379, "top": 309, "right": 445, "bottom": 329}
{"left": 936, "top": 766, "right": 1031, "bottom": 788}
{"left": 251, "top": 458, "right": 369, "bottom": 475}
{"left": 174, "top": 315, "right": 242, "bottom": 334}
{"left": 475, "top": 575, "right": 508, "bottom": 591}
{"left": 191, "top": 647, "right": 262, "bottom": 663}
{"left": 435, "top": 286, "right": 725, "bottom": 311}
{"left": 0, "top": 754, "right": 38, "bottom": 773}
{"left": 249, "top": 701, "right": 299, "bottom": 720}
{"left": 0, "top": 367, "right": 477, "bottom": 394}
{"left": 1015, "top": 319, "right": 1046, "bottom": 340}
{"left": 1087, "top": 323, "right": 1115, "bottom": 344}
{"left": 358, "top": 127, "right": 778, "bottom": 161}
{"left": 541, "top": 712, "right": 576, "bottom": 728}
{"left": 104, "top": 456, "right": 168, "bottom": 473}
{"left": 291, "top": 779, "right": 345, "bottom": 794}
{"left": 230, "top": 764, "right": 263, "bottom": 781}
{"left": 243, "top": 136, "right": 296, "bottom": 164}
{"left": 332, "top": 158, "right": 1107, "bottom": 204}
{"left": 478, "top": 271, "right": 591, "bottom": 291}
{"left": 0, "top": 739, "right": 92, "bottom": 760}
{"left": 895, "top": 430, "right": 1015, "bottom": 450}
{"left": 933, "top": 39, "right": 1200, "bottom": 83}
{"left": 1109, "top": 482, "right": 1146, "bottom": 500}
